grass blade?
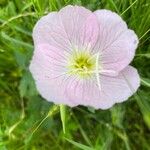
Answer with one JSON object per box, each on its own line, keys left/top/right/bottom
{"left": 60, "top": 104, "right": 66, "bottom": 134}
{"left": 65, "top": 138, "right": 94, "bottom": 150}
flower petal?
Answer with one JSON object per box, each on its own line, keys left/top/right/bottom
{"left": 30, "top": 44, "right": 140, "bottom": 109}
{"left": 29, "top": 44, "right": 78, "bottom": 106}
{"left": 33, "top": 5, "right": 99, "bottom": 53}
{"left": 99, "top": 66, "right": 140, "bottom": 107}
{"left": 64, "top": 66, "right": 140, "bottom": 109}
{"left": 33, "top": 11, "right": 73, "bottom": 54}
{"left": 94, "top": 10, "right": 138, "bottom": 72}
{"left": 58, "top": 5, "right": 99, "bottom": 49}
{"left": 29, "top": 44, "right": 68, "bottom": 80}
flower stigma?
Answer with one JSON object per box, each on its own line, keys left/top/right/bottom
{"left": 67, "top": 50, "right": 98, "bottom": 79}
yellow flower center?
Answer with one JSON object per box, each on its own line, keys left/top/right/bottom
{"left": 68, "top": 51, "right": 96, "bottom": 78}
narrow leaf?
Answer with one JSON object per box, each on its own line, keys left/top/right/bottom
{"left": 60, "top": 104, "right": 66, "bottom": 134}
{"left": 65, "top": 138, "right": 94, "bottom": 150}
{"left": 141, "top": 77, "right": 150, "bottom": 87}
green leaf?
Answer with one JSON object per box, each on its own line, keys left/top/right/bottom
{"left": 111, "top": 105, "right": 125, "bottom": 128}
{"left": 108, "top": 0, "right": 120, "bottom": 14}
{"left": 19, "top": 71, "right": 38, "bottom": 97}
{"left": 136, "top": 53, "right": 150, "bottom": 58}
{"left": 141, "top": 77, "right": 150, "bottom": 87}
{"left": 87, "top": 107, "right": 95, "bottom": 113}
{"left": 135, "top": 91, "right": 150, "bottom": 128}
{"left": 1, "top": 32, "right": 33, "bottom": 49}
{"left": 65, "top": 138, "right": 94, "bottom": 150}
{"left": 60, "top": 104, "right": 66, "bottom": 134}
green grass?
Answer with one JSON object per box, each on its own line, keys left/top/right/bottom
{"left": 0, "top": 0, "right": 150, "bottom": 149}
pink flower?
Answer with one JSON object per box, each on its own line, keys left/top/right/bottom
{"left": 29, "top": 5, "right": 140, "bottom": 109}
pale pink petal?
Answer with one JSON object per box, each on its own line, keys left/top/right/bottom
{"left": 79, "top": 14, "right": 99, "bottom": 49}
{"left": 33, "top": 6, "right": 99, "bottom": 53}
{"left": 29, "top": 44, "right": 68, "bottom": 80}
{"left": 29, "top": 44, "right": 78, "bottom": 106}
{"left": 94, "top": 10, "right": 138, "bottom": 72}
{"left": 58, "top": 5, "right": 99, "bottom": 49}
{"left": 65, "top": 66, "right": 140, "bottom": 109}
{"left": 30, "top": 46, "right": 140, "bottom": 109}
{"left": 99, "top": 66, "right": 140, "bottom": 107}
{"left": 33, "top": 12, "right": 72, "bottom": 54}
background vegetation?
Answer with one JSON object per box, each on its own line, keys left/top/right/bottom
{"left": 0, "top": 0, "right": 150, "bottom": 149}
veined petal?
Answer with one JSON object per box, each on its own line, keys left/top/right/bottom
{"left": 29, "top": 44, "right": 77, "bottom": 106}
{"left": 99, "top": 66, "right": 140, "bottom": 107}
{"left": 64, "top": 66, "right": 140, "bottom": 109}
{"left": 33, "top": 11, "right": 73, "bottom": 54}
{"left": 33, "top": 6, "right": 99, "bottom": 55}
{"left": 94, "top": 10, "right": 138, "bottom": 72}
{"left": 29, "top": 44, "right": 68, "bottom": 81}
{"left": 58, "top": 5, "right": 99, "bottom": 50}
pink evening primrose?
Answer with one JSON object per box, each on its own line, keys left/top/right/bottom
{"left": 29, "top": 5, "right": 140, "bottom": 109}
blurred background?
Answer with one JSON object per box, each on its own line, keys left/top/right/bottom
{"left": 0, "top": 0, "right": 150, "bottom": 149}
